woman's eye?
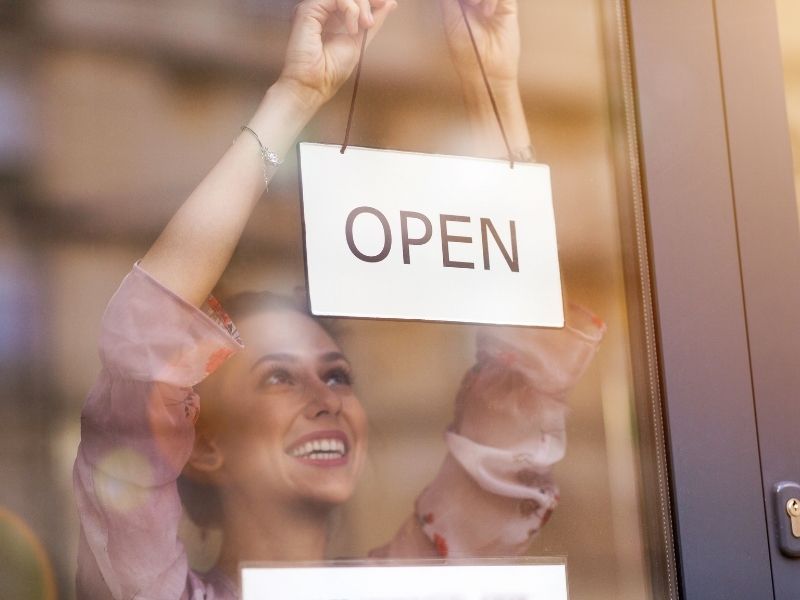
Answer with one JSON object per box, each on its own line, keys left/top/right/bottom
{"left": 259, "top": 369, "right": 295, "bottom": 389}
{"left": 324, "top": 368, "right": 353, "bottom": 388}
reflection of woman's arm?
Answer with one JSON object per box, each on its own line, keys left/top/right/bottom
{"left": 141, "top": 0, "right": 397, "bottom": 307}
{"left": 439, "top": 0, "right": 532, "bottom": 160}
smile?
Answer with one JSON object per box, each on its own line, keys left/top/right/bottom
{"left": 286, "top": 431, "right": 350, "bottom": 466}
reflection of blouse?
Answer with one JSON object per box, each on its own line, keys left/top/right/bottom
{"left": 74, "top": 263, "right": 604, "bottom": 599}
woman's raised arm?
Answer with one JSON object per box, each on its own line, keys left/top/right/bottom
{"left": 140, "top": 0, "right": 397, "bottom": 307}
{"left": 438, "top": 0, "right": 532, "bottom": 161}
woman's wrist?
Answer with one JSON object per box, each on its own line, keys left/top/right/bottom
{"left": 272, "top": 77, "right": 327, "bottom": 117}
{"left": 246, "top": 80, "right": 325, "bottom": 162}
{"left": 459, "top": 77, "right": 532, "bottom": 159}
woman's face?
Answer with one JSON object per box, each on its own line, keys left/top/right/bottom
{"left": 207, "top": 308, "right": 367, "bottom": 511}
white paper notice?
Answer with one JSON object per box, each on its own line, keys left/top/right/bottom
{"left": 298, "top": 143, "right": 564, "bottom": 328}
{"left": 242, "top": 562, "right": 568, "bottom": 600}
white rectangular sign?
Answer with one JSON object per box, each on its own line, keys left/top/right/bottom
{"left": 242, "top": 562, "right": 568, "bottom": 600}
{"left": 298, "top": 143, "right": 564, "bottom": 327}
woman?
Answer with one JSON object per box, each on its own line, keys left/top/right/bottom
{"left": 73, "top": 0, "right": 605, "bottom": 598}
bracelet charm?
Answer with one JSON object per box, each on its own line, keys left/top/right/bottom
{"left": 239, "top": 125, "right": 283, "bottom": 189}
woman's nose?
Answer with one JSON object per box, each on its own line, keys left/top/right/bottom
{"left": 303, "top": 381, "right": 343, "bottom": 418}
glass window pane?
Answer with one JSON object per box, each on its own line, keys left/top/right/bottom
{"left": 777, "top": 0, "right": 800, "bottom": 221}
{"left": 0, "top": 1, "right": 676, "bottom": 599}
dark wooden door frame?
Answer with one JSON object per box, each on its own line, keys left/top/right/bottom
{"left": 625, "top": 0, "right": 797, "bottom": 597}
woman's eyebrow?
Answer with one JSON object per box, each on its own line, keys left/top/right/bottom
{"left": 320, "top": 351, "right": 349, "bottom": 364}
{"left": 250, "top": 353, "right": 298, "bottom": 371}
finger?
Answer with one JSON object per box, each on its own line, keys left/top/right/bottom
{"left": 326, "top": 12, "right": 348, "bottom": 34}
{"left": 336, "top": 0, "right": 361, "bottom": 34}
{"left": 355, "top": 0, "right": 375, "bottom": 28}
{"left": 482, "top": 0, "right": 499, "bottom": 17}
{"left": 450, "top": 0, "right": 482, "bottom": 20}
{"left": 293, "top": 0, "right": 342, "bottom": 35}
{"left": 292, "top": 0, "right": 325, "bottom": 39}
{"left": 497, "top": 0, "right": 518, "bottom": 13}
{"left": 437, "top": 0, "right": 461, "bottom": 20}
{"left": 365, "top": 0, "right": 397, "bottom": 45}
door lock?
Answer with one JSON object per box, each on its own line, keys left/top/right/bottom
{"left": 774, "top": 482, "right": 800, "bottom": 557}
{"left": 787, "top": 498, "right": 800, "bottom": 537}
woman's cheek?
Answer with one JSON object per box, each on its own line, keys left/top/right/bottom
{"left": 347, "top": 400, "right": 369, "bottom": 473}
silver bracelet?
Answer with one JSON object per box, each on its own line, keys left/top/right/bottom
{"left": 238, "top": 125, "right": 283, "bottom": 189}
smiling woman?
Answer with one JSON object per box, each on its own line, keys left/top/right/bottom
{"left": 193, "top": 303, "right": 368, "bottom": 511}
{"left": 177, "top": 292, "right": 369, "bottom": 545}
{"left": 71, "top": 0, "right": 604, "bottom": 598}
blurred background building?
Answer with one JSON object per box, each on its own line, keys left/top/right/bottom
{"left": 1, "top": 0, "right": 798, "bottom": 599}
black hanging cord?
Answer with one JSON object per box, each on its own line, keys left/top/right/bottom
{"left": 340, "top": 29, "right": 369, "bottom": 154}
{"left": 341, "top": 1, "right": 515, "bottom": 168}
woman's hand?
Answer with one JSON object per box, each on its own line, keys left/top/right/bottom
{"left": 280, "top": 0, "right": 398, "bottom": 108}
{"left": 438, "top": 0, "right": 520, "bottom": 88}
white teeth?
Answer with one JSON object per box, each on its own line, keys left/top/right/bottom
{"left": 289, "top": 438, "right": 347, "bottom": 459}
{"left": 310, "top": 452, "right": 337, "bottom": 460}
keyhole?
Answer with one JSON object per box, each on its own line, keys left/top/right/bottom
{"left": 786, "top": 498, "right": 800, "bottom": 538}
{"left": 787, "top": 498, "right": 800, "bottom": 517}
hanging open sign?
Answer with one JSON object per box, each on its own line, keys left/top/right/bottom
{"left": 298, "top": 143, "right": 564, "bottom": 328}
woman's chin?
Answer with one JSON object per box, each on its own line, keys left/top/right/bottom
{"left": 285, "top": 453, "right": 363, "bottom": 506}
{"left": 285, "top": 473, "right": 356, "bottom": 508}
{"left": 297, "top": 489, "right": 353, "bottom": 510}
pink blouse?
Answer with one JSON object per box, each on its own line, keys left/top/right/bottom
{"left": 74, "top": 263, "right": 604, "bottom": 599}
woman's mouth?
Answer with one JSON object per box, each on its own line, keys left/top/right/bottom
{"left": 286, "top": 431, "right": 349, "bottom": 466}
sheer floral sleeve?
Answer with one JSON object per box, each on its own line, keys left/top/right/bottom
{"left": 372, "top": 304, "right": 605, "bottom": 558}
{"left": 74, "top": 263, "right": 242, "bottom": 599}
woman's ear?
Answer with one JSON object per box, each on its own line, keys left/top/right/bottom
{"left": 185, "top": 430, "right": 225, "bottom": 481}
